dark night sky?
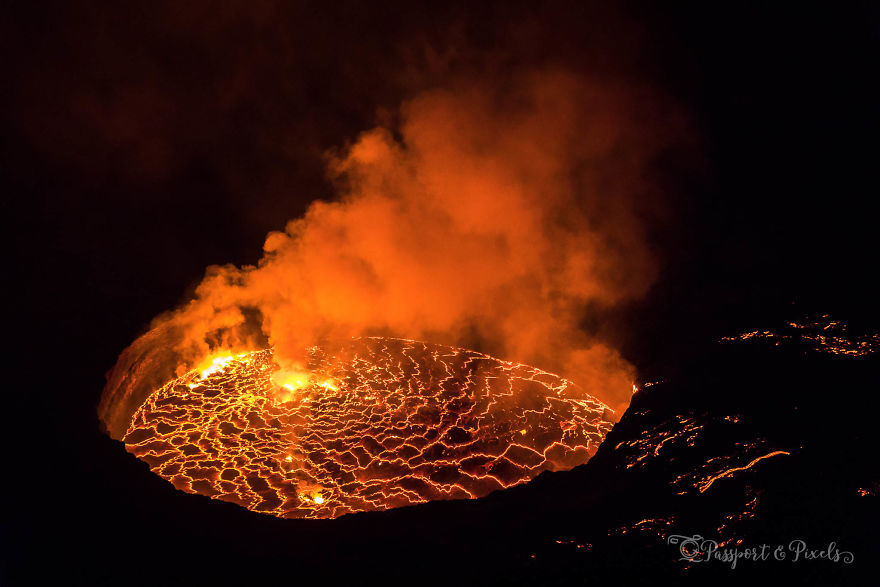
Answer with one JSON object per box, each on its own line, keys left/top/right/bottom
{"left": 5, "top": 2, "right": 878, "bottom": 341}
{"left": 2, "top": 1, "right": 878, "bottom": 582}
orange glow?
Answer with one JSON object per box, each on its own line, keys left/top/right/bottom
{"left": 197, "top": 354, "right": 236, "bottom": 379}
{"left": 696, "top": 451, "right": 790, "bottom": 493}
{"left": 99, "top": 71, "right": 687, "bottom": 439}
{"left": 123, "top": 338, "right": 614, "bottom": 519}
{"left": 271, "top": 370, "right": 340, "bottom": 403}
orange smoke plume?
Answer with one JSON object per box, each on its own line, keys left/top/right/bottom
{"left": 99, "top": 69, "right": 686, "bottom": 438}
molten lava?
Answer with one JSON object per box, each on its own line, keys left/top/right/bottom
{"left": 124, "top": 337, "right": 614, "bottom": 519}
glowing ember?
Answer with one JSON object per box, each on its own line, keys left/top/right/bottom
{"left": 124, "top": 337, "right": 614, "bottom": 519}
{"left": 720, "top": 314, "right": 880, "bottom": 357}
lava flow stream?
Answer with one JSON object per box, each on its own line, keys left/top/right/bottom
{"left": 124, "top": 337, "right": 615, "bottom": 519}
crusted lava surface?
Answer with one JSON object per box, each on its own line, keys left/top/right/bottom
{"left": 123, "top": 337, "right": 613, "bottom": 518}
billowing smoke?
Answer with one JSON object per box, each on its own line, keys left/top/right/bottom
{"left": 100, "top": 68, "right": 687, "bottom": 438}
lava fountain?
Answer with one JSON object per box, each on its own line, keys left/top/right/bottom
{"left": 123, "top": 337, "right": 614, "bottom": 519}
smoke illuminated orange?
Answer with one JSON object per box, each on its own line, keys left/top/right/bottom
{"left": 124, "top": 337, "right": 614, "bottom": 518}
{"left": 99, "top": 71, "right": 682, "bottom": 438}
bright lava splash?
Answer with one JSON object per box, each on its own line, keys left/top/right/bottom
{"left": 124, "top": 337, "right": 615, "bottom": 519}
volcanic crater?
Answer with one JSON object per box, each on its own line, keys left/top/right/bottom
{"left": 124, "top": 337, "right": 615, "bottom": 518}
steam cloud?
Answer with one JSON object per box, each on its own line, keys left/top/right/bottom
{"left": 100, "top": 69, "right": 686, "bottom": 438}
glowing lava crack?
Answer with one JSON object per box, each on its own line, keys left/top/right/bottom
{"left": 124, "top": 337, "right": 615, "bottom": 519}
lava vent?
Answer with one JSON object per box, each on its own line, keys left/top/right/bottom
{"left": 124, "top": 337, "right": 615, "bottom": 519}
